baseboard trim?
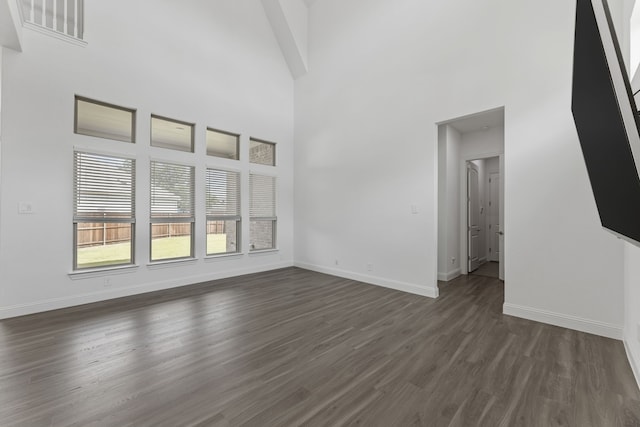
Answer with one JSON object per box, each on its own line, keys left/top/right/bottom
{"left": 503, "top": 302, "right": 623, "bottom": 340}
{"left": 0, "top": 262, "right": 294, "bottom": 320}
{"left": 624, "top": 339, "right": 640, "bottom": 392}
{"left": 295, "top": 262, "right": 439, "bottom": 299}
{"left": 437, "top": 268, "right": 462, "bottom": 282}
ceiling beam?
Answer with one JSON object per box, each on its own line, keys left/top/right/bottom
{"left": 261, "top": 0, "right": 308, "bottom": 79}
{"left": 0, "top": 0, "right": 23, "bottom": 51}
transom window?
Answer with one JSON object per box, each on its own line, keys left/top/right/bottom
{"left": 207, "top": 128, "right": 240, "bottom": 160}
{"left": 151, "top": 115, "right": 194, "bottom": 153}
{"left": 75, "top": 96, "right": 135, "bottom": 143}
{"left": 249, "top": 138, "right": 276, "bottom": 166}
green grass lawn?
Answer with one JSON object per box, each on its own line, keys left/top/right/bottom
{"left": 77, "top": 235, "right": 228, "bottom": 268}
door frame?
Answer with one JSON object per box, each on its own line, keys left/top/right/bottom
{"left": 459, "top": 151, "right": 503, "bottom": 277}
{"left": 487, "top": 171, "right": 500, "bottom": 263}
{"left": 467, "top": 161, "right": 481, "bottom": 273}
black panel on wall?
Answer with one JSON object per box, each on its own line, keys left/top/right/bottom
{"left": 571, "top": 0, "right": 640, "bottom": 244}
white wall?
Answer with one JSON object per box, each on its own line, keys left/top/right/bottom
{"left": 294, "top": 0, "right": 624, "bottom": 338}
{"left": 437, "top": 125, "right": 461, "bottom": 281}
{"left": 631, "top": 0, "right": 640, "bottom": 73}
{"left": 484, "top": 156, "right": 500, "bottom": 260}
{"left": 624, "top": 243, "right": 640, "bottom": 386}
{"left": 0, "top": 47, "right": 3, "bottom": 266}
{"left": 461, "top": 127, "right": 504, "bottom": 160}
{"left": 0, "top": 0, "right": 295, "bottom": 318}
{"left": 502, "top": 0, "right": 624, "bottom": 338}
{"left": 437, "top": 126, "right": 447, "bottom": 276}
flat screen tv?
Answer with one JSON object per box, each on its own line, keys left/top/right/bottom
{"left": 572, "top": 0, "right": 640, "bottom": 246}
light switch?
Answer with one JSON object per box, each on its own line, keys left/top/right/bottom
{"left": 411, "top": 204, "right": 419, "bottom": 214}
{"left": 18, "top": 202, "right": 35, "bottom": 214}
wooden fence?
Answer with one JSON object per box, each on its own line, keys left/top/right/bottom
{"left": 78, "top": 221, "right": 226, "bottom": 247}
{"left": 150, "top": 223, "right": 192, "bottom": 240}
{"left": 77, "top": 223, "right": 131, "bottom": 247}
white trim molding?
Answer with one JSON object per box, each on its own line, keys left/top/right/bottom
{"left": 0, "top": 262, "right": 293, "bottom": 320}
{"left": 296, "top": 262, "right": 439, "bottom": 299}
{"left": 437, "top": 268, "right": 462, "bottom": 282}
{"left": 503, "top": 303, "right": 623, "bottom": 340}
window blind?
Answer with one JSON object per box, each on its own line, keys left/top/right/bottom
{"left": 249, "top": 174, "right": 276, "bottom": 219}
{"left": 74, "top": 151, "right": 135, "bottom": 222}
{"left": 207, "top": 129, "right": 239, "bottom": 160}
{"left": 75, "top": 97, "right": 135, "bottom": 143}
{"left": 206, "top": 169, "right": 240, "bottom": 219}
{"left": 150, "top": 161, "right": 195, "bottom": 221}
{"left": 151, "top": 116, "right": 194, "bottom": 153}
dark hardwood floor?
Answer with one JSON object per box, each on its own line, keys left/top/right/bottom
{"left": 1, "top": 267, "right": 639, "bottom": 426}
{"left": 470, "top": 261, "right": 499, "bottom": 279}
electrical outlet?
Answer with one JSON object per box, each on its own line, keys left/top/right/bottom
{"left": 637, "top": 323, "right": 640, "bottom": 343}
{"left": 104, "top": 277, "right": 112, "bottom": 288}
{"left": 335, "top": 259, "right": 339, "bottom": 266}
{"left": 451, "top": 257, "right": 456, "bottom": 264}
{"left": 18, "top": 202, "right": 35, "bottom": 214}
{"left": 366, "top": 263, "right": 373, "bottom": 272}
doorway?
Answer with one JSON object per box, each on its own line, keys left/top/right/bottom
{"left": 436, "top": 107, "right": 505, "bottom": 285}
{"left": 466, "top": 156, "right": 501, "bottom": 278}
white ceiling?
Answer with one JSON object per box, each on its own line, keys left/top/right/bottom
{"left": 442, "top": 107, "right": 504, "bottom": 134}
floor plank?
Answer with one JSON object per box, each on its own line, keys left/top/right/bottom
{"left": 0, "top": 267, "right": 638, "bottom": 426}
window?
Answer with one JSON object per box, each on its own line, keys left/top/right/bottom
{"left": 249, "top": 174, "right": 276, "bottom": 251}
{"left": 207, "top": 128, "right": 239, "bottom": 160}
{"left": 73, "top": 151, "right": 135, "bottom": 270}
{"left": 150, "top": 161, "right": 195, "bottom": 261}
{"left": 249, "top": 138, "right": 276, "bottom": 166}
{"left": 206, "top": 169, "right": 241, "bottom": 255}
{"left": 75, "top": 96, "right": 135, "bottom": 143}
{"left": 151, "top": 115, "right": 194, "bottom": 152}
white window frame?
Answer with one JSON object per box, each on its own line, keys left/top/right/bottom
{"left": 150, "top": 115, "right": 195, "bottom": 153}
{"left": 206, "top": 128, "right": 240, "bottom": 160}
{"left": 249, "top": 173, "right": 277, "bottom": 251}
{"left": 74, "top": 96, "right": 136, "bottom": 143}
{"left": 73, "top": 150, "right": 136, "bottom": 270}
{"left": 206, "top": 168, "right": 241, "bottom": 256}
{"left": 150, "top": 160, "right": 196, "bottom": 262}
{"left": 249, "top": 138, "right": 276, "bottom": 166}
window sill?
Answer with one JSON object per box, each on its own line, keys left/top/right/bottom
{"left": 69, "top": 264, "right": 139, "bottom": 279}
{"left": 248, "top": 248, "right": 279, "bottom": 256}
{"left": 147, "top": 258, "right": 198, "bottom": 269}
{"left": 205, "top": 253, "right": 243, "bottom": 261}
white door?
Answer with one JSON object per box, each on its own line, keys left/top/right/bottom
{"left": 467, "top": 163, "right": 481, "bottom": 272}
{"left": 488, "top": 173, "right": 500, "bottom": 262}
